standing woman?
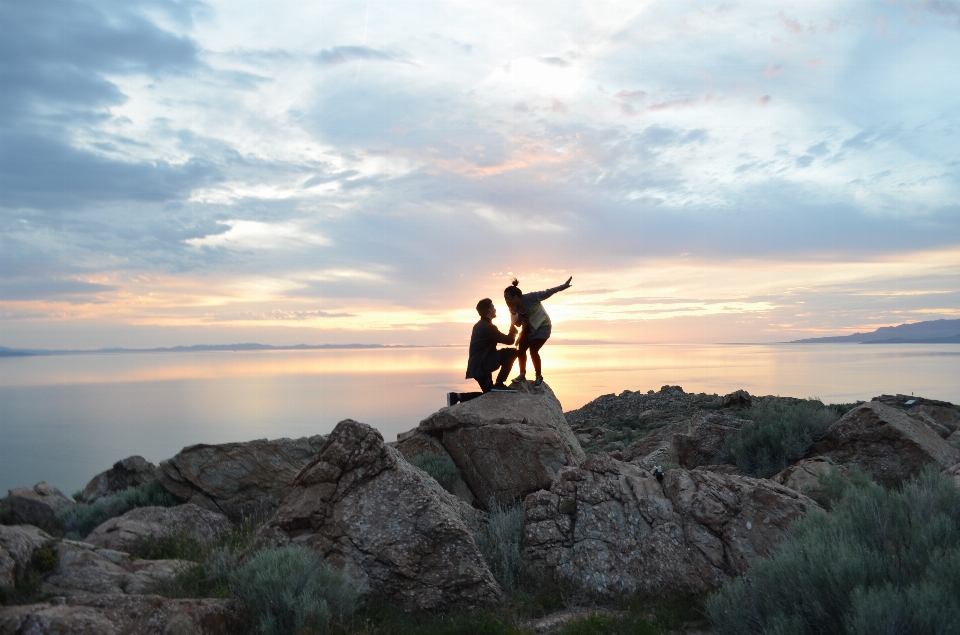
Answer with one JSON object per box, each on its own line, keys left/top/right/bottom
{"left": 504, "top": 276, "right": 572, "bottom": 388}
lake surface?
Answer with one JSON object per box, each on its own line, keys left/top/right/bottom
{"left": 2, "top": 343, "right": 958, "bottom": 495}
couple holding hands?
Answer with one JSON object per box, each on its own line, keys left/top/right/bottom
{"left": 448, "top": 276, "right": 572, "bottom": 406}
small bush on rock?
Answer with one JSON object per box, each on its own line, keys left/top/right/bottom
{"left": 229, "top": 545, "right": 359, "bottom": 635}
{"left": 61, "top": 479, "right": 178, "bottom": 539}
{"left": 473, "top": 503, "right": 525, "bottom": 592}
{"left": 705, "top": 466, "right": 960, "bottom": 635}
{"left": 412, "top": 453, "right": 460, "bottom": 493}
{"left": 719, "top": 399, "right": 837, "bottom": 477}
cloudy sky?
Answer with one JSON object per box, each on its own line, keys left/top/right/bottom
{"left": 1, "top": 0, "right": 958, "bottom": 348}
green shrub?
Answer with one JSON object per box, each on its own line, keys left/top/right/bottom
{"left": 229, "top": 545, "right": 359, "bottom": 635}
{"left": 412, "top": 453, "right": 461, "bottom": 493}
{"left": 705, "top": 466, "right": 960, "bottom": 635}
{"left": 719, "top": 399, "right": 837, "bottom": 477}
{"left": 61, "top": 479, "right": 179, "bottom": 539}
{"left": 0, "top": 540, "right": 59, "bottom": 605}
{"left": 473, "top": 503, "right": 525, "bottom": 592}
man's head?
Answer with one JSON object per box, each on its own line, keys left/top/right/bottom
{"left": 476, "top": 298, "right": 496, "bottom": 320}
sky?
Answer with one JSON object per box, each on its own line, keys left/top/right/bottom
{"left": 1, "top": 0, "right": 958, "bottom": 349}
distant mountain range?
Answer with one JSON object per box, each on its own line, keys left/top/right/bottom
{"left": 0, "top": 343, "right": 423, "bottom": 357}
{"left": 790, "top": 319, "right": 960, "bottom": 344}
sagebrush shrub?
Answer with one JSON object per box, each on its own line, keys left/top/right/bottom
{"left": 61, "top": 479, "right": 178, "bottom": 539}
{"left": 719, "top": 399, "right": 838, "bottom": 477}
{"left": 705, "top": 466, "right": 960, "bottom": 635}
{"left": 412, "top": 453, "right": 460, "bottom": 492}
{"left": 229, "top": 546, "right": 359, "bottom": 635}
{"left": 474, "top": 503, "right": 525, "bottom": 592}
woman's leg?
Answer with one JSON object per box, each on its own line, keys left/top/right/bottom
{"left": 530, "top": 338, "right": 547, "bottom": 378}
{"left": 517, "top": 331, "right": 529, "bottom": 375}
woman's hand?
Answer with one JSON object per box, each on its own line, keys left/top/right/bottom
{"left": 565, "top": 276, "right": 573, "bottom": 287}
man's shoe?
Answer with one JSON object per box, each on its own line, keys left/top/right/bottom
{"left": 446, "top": 392, "right": 459, "bottom": 407}
{"left": 533, "top": 375, "right": 544, "bottom": 389}
{"left": 491, "top": 383, "right": 517, "bottom": 393}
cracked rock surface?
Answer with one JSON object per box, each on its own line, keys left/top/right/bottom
{"left": 155, "top": 435, "right": 326, "bottom": 520}
{"left": 522, "top": 455, "right": 817, "bottom": 597}
{"left": 84, "top": 503, "right": 231, "bottom": 554}
{"left": 417, "top": 382, "right": 585, "bottom": 510}
{"left": 260, "top": 419, "right": 501, "bottom": 611}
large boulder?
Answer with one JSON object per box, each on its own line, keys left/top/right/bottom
{"left": 261, "top": 419, "right": 501, "bottom": 611}
{"left": 417, "top": 382, "right": 585, "bottom": 509}
{"left": 81, "top": 456, "right": 156, "bottom": 503}
{"left": 773, "top": 456, "right": 845, "bottom": 495}
{"left": 6, "top": 482, "right": 75, "bottom": 535}
{"left": 39, "top": 540, "right": 190, "bottom": 597}
{"left": 156, "top": 434, "right": 326, "bottom": 520}
{"left": 84, "top": 504, "right": 231, "bottom": 554}
{"left": 810, "top": 402, "right": 960, "bottom": 485}
{"left": 0, "top": 595, "right": 249, "bottom": 635}
{"left": 623, "top": 410, "right": 745, "bottom": 470}
{"left": 523, "top": 455, "right": 816, "bottom": 597}
{"left": 943, "top": 463, "right": 960, "bottom": 490}
{"left": 0, "top": 524, "right": 51, "bottom": 589}
{"left": 392, "top": 431, "right": 476, "bottom": 505}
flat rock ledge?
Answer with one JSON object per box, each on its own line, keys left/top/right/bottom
{"left": 260, "top": 419, "right": 501, "bottom": 611}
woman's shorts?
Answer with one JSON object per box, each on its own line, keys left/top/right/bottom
{"left": 519, "top": 324, "right": 551, "bottom": 348}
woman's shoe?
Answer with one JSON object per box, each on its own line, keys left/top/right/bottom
{"left": 534, "top": 375, "right": 544, "bottom": 389}
{"left": 514, "top": 373, "right": 526, "bottom": 382}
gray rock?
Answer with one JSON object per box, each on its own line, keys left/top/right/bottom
{"left": 0, "top": 594, "right": 250, "bottom": 634}
{"left": 773, "top": 456, "right": 845, "bottom": 495}
{"left": 156, "top": 434, "right": 326, "bottom": 520}
{"left": 39, "top": 540, "right": 191, "bottom": 597}
{"left": 624, "top": 410, "right": 745, "bottom": 470}
{"left": 523, "top": 455, "right": 816, "bottom": 597}
{"left": 84, "top": 504, "right": 231, "bottom": 554}
{"left": 0, "top": 524, "right": 51, "bottom": 589}
{"left": 392, "top": 431, "right": 476, "bottom": 505}
{"left": 721, "top": 389, "right": 752, "bottom": 408}
{"left": 6, "top": 482, "right": 76, "bottom": 535}
{"left": 81, "top": 456, "right": 156, "bottom": 503}
{"left": 943, "top": 463, "right": 960, "bottom": 491}
{"left": 418, "top": 382, "right": 585, "bottom": 509}
{"left": 261, "top": 419, "right": 501, "bottom": 611}
{"left": 810, "top": 402, "right": 960, "bottom": 485}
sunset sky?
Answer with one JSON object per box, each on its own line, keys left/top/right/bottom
{"left": 1, "top": 0, "right": 958, "bottom": 349}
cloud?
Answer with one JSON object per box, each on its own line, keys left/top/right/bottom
{"left": 316, "top": 46, "right": 410, "bottom": 65}
{"left": 539, "top": 56, "right": 570, "bottom": 67}
{"left": 186, "top": 220, "right": 330, "bottom": 250}
{"left": 758, "top": 95, "right": 771, "bottom": 105}
{"left": 764, "top": 63, "right": 784, "bottom": 77}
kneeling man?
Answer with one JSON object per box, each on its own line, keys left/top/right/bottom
{"left": 448, "top": 298, "right": 518, "bottom": 406}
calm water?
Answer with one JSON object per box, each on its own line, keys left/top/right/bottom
{"left": 1, "top": 343, "right": 958, "bottom": 495}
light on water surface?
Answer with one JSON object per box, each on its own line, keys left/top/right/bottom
{"left": 1, "top": 343, "right": 957, "bottom": 494}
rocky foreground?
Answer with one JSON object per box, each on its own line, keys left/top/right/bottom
{"left": 2, "top": 383, "right": 959, "bottom": 633}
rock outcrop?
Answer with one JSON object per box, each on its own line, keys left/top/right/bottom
{"left": 0, "top": 524, "right": 51, "bottom": 589}
{"left": 261, "top": 419, "right": 501, "bottom": 611}
{"left": 84, "top": 504, "right": 231, "bottom": 554}
{"left": 721, "top": 389, "right": 752, "bottom": 408}
{"left": 772, "top": 456, "right": 845, "bottom": 494}
{"left": 0, "top": 595, "right": 249, "bottom": 635}
{"left": 392, "top": 431, "right": 476, "bottom": 505}
{"left": 156, "top": 434, "right": 326, "bottom": 520}
{"left": 5, "top": 482, "right": 75, "bottom": 535}
{"left": 417, "top": 382, "right": 584, "bottom": 509}
{"left": 623, "top": 410, "right": 745, "bottom": 470}
{"left": 810, "top": 402, "right": 960, "bottom": 485}
{"left": 523, "top": 455, "right": 816, "bottom": 597}
{"left": 39, "top": 539, "right": 189, "bottom": 597}
{"left": 81, "top": 456, "right": 156, "bottom": 503}
{"left": 943, "top": 463, "right": 960, "bottom": 490}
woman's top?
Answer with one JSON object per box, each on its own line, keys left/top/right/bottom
{"left": 513, "top": 282, "right": 570, "bottom": 339}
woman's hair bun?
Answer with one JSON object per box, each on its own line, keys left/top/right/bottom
{"left": 511, "top": 278, "right": 520, "bottom": 287}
